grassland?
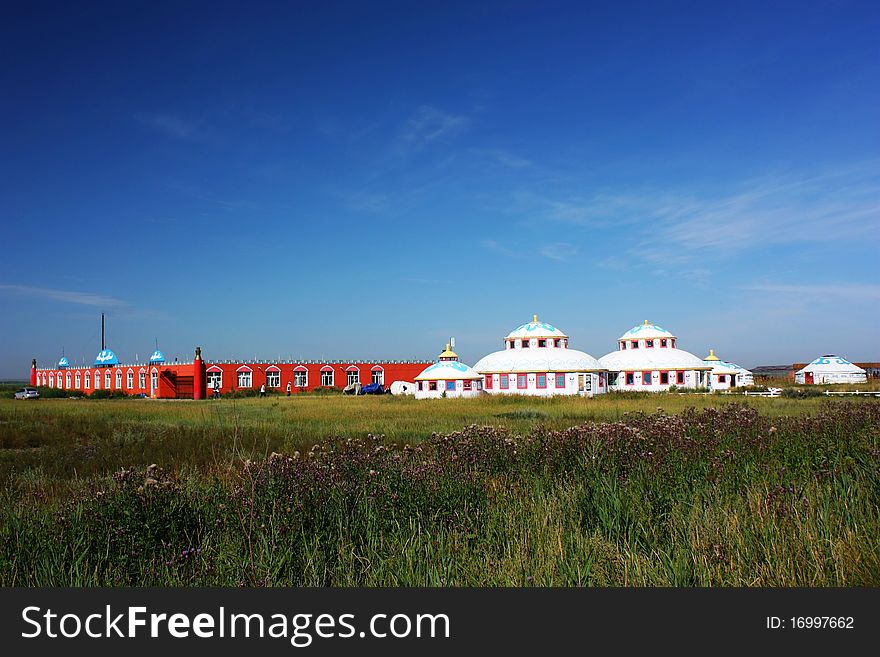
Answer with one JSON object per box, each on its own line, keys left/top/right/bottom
{"left": 1, "top": 392, "right": 878, "bottom": 586}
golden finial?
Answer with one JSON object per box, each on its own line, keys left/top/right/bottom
{"left": 644, "top": 319, "right": 649, "bottom": 326}
{"left": 533, "top": 314, "right": 538, "bottom": 322}
{"left": 705, "top": 349, "right": 720, "bottom": 361}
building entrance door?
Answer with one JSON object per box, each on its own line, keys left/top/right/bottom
{"left": 805, "top": 372, "right": 814, "bottom": 384}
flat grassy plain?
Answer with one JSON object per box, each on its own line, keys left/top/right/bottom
{"left": 1, "top": 393, "right": 878, "bottom": 586}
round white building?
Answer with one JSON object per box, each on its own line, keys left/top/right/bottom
{"left": 599, "top": 320, "right": 711, "bottom": 391}
{"left": 795, "top": 355, "right": 866, "bottom": 385}
{"left": 703, "top": 349, "right": 754, "bottom": 390}
{"left": 414, "top": 344, "right": 484, "bottom": 399}
{"left": 473, "top": 315, "right": 606, "bottom": 396}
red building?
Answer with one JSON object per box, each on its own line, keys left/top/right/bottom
{"left": 31, "top": 347, "right": 430, "bottom": 399}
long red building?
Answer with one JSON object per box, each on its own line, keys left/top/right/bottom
{"left": 30, "top": 347, "right": 430, "bottom": 399}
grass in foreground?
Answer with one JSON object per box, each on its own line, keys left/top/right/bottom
{"left": 1, "top": 398, "right": 878, "bottom": 586}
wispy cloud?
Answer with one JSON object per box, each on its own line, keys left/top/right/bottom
{"left": 399, "top": 105, "right": 469, "bottom": 151}
{"left": 136, "top": 112, "right": 201, "bottom": 140}
{"left": 0, "top": 284, "right": 129, "bottom": 308}
{"left": 516, "top": 164, "right": 880, "bottom": 276}
{"left": 741, "top": 283, "right": 880, "bottom": 303}
{"left": 538, "top": 242, "right": 577, "bottom": 261}
{"left": 480, "top": 239, "right": 517, "bottom": 257}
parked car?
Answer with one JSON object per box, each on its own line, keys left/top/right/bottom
{"left": 14, "top": 387, "right": 40, "bottom": 400}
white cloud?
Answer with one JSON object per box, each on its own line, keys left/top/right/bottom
{"left": 538, "top": 242, "right": 577, "bottom": 261}
{"left": 740, "top": 283, "right": 880, "bottom": 303}
{"left": 0, "top": 284, "right": 129, "bottom": 308}
{"left": 399, "top": 106, "right": 469, "bottom": 151}
{"left": 136, "top": 113, "right": 199, "bottom": 139}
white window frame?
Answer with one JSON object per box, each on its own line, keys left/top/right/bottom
{"left": 116, "top": 371, "right": 123, "bottom": 388}
{"left": 237, "top": 369, "right": 253, "bottom": 388}
{"left": 321, "top": 369, "right": 334, "bottom": 387}
{"left": 75, "top": 372, "right": 81, "bottom": 388}
{"left": 266, "top": 368, "right": 281, "bottom": 388}
{"left": 66, "top": 373, "right": 71, "bottom": 387}
{"left": 346, "top": 368, "right": 360, "bottom": 386}
{"left": 127, "top": 370, "right": 134, "bottom": 388}
{"left": 85, "top": 372, "right": 91, "bottom": 389}
{"left": 371, "top": 367, "right": 384, "bottom": 385}
{"left": 207, "top": 369, "right": 222, "bottom": 390}
{"left": 139, "top": 370, "right": 146, "bottom": 388}
{"left": 105, "top": 372, "right": 111, "bottom": 389}
{"left": 94, "top": 371, "right": 101, "bottom": 389}
{"left": 151, "top": 370, "right": 158, "bottom": 391}
{"left": 49, "top": 373, "right": 54, "bottom": 387}
{"left": 294, "top": 368, "right": 308, "bottom": 388}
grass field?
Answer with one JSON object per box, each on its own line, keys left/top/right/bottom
{"left": 1, "top": 392, "right": 878, "bottom": 586}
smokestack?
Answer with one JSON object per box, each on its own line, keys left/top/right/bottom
{"left": 101, "top": 313, "right": 105, "bottom": 350}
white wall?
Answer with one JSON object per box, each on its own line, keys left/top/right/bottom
{"left": 606, "top": 369, "right": 709, "bottom": 392}
{"left": 414, "top": 378, "right": 484, "bottom": 399}
{"left": 480, "top": 371, "right": 606, "bottom": 397}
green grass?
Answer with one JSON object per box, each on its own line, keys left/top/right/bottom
{"left": 1, "top": 394, "right": 878, "bottom": 586}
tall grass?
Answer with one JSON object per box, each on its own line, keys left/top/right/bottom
{"left": 1, "top": 399, "right": 877, "bottom": 586}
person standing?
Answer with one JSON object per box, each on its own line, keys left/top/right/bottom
{"left": 286, "top": 381, "right": 292, "bottom": 397}
{"left": 260, "top": 383, "right": 266, "bottom": 398}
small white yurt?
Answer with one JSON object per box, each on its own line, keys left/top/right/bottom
{"left": 473, "top": 315, "right": 606, "bottom": 396}
{"left": 600, "top": 320, "right": 712, "bottom": 391}
{"left": 414, "top": 344, "right": 484, "bottom": 399}
{"left": 795, "top": 355, "right": 866, "bottom": 385}
{"left": 703, "top": 349, "right": 754, "bottom": 390}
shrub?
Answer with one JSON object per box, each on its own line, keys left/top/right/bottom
{"left": 89, "top": 389, "right": 129, "bottom": 399}
{"left": 782, "top": 386, "right": 824, "bottom": 399}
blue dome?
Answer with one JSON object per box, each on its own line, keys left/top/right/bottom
{"left": 149, "top": 349, "right": 166, "bottom": 364}
{"left": 57, "top": 356, "right": 69, "bottom": 369}
{"left": 94, "top": 349, "right": 119, "bottom": 366}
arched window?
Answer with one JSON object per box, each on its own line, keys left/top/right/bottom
{"left": 265, "top": 365, "right": 281, "bottom": 388}
{"left": 49, "top": 373, "right": 54, "bottom": 387}
{"left": 105, "top": 371, "right": 111, "bottom": 389}
{"left": 346, "top": 365, "right": 360, "bottom": 386}
{"left": 139, "top": 368, "right": 147, "bottom": 388}
{"left": 236, "top": 366, "right": 253, "bottom": 388}
{"left": 321, "top": 366, "right": 334, "bottom": 387}
{"left": 66, "top": 372, "right": 71, "bottom": 388}
{"left": 370, "top": 365, "right": 384, "bottom": 385}
{"left": 206, "top": 366, "right": 222, "bottom": 390}
{"left": 75, "top": 372, "right": 81, "bottom": 388}
{"left": 126, "top": 369, "right": 134, "bottom": 388}
{"left": 84, "top": 372, "right": 91, "bottom": 389}
{"left": 93, "top": 371, "right": 101, "bottom": 389}
{"left": 115, "top": 370, "right": 123, "bottom": 388}
{"left": 294, "top": 366, "right": 308, "bottom": 388}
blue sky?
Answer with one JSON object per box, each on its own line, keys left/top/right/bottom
{"left": 2, "top": 0, "right": 879, "bottom": 377}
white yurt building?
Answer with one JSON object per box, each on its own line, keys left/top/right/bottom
{"left": 473, "top": 315, "right": 606, "bottom": 396}
{"left": 703, "top": 349, "right": 754, "bottom": 390}
{"left": 795, "top": 355, "right": 866, "bottom": 385}
{"left": 599, "top": 320, "right": 711, "bottom": 391}
{"left": 414, "top": 344, "right": 484, "bottom": 399}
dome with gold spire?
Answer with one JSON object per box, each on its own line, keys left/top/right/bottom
{"left": 414, "top": 343, "right": 483, "bottom": 399}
